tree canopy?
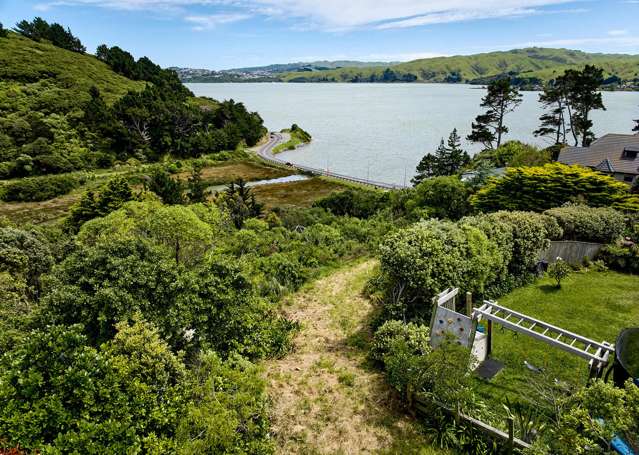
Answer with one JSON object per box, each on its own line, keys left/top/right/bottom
{"left": 14, "top": 17, "right": 85, "bottom": 53}
{"left": 467, "top": 78, "right": 522, "bottom": 150}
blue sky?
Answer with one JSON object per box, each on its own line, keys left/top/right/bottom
{"left": 1, "top": 0, "right": 638, "bottom": 69}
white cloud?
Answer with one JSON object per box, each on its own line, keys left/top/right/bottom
{"left": 185, "top": 13, "right": 251, "bottom": 30}
{"left": 36, "top": 0, "right": 584, "bottom": 30}
{"left": 497, "top": 35, "right": 639, "bottom": 49}
{"left": 608, "top": 29, "right": 629, "bottom": 36}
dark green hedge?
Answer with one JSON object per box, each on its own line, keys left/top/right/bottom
{"left": 1, "top": 174, "right": 80, "bottom": 202}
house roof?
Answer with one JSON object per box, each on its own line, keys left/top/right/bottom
{"left": 558, "top": 134, "right": 639, "bottom": 175}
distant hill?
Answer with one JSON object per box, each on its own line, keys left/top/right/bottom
{"left": 172, "top": 60, "right": 396, "bottom": 83}
{"left": 279, "top": 48, "right": 639, "bottom": 89}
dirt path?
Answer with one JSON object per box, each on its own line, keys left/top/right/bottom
{"left": 265, "top": 260, "right": 444, "bottom": 454}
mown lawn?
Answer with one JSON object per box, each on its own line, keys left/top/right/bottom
{"left": 474, "top": 270, "right": 639, "bottom": 405}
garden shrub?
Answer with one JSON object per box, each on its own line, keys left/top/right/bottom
{"left": 471, "top": 163, "right": 637, "bottom": 212}
{"left": 470, "top": 140, "right": 548, "bottom": 168}
{"left": 461, "top": 211, "right": 560, "bottom": 294}
{"left": 0, "top": 173, "right": 80, "bottom": 201}
{"left": 544, "top": 204, "right": 625, "bottom": 243}
{"left": 378, "top": 219, "right": 500, "bottom": 322}
{"left": 545, "top": 380, "right": 639, "bottom": 454}
{"left": 599, "top": 243, "right": 639, "bottom": 274}
{"left": 548, "top": 258, "right": 571, "bottom": 287}
{"left": 371, "top": 320, "right": 431, "bottom": 362}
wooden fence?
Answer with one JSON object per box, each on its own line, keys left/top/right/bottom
{"left": 414, "top": 397, "right": 532, "bottom": 453}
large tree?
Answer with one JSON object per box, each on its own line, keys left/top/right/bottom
{"left": 564, "top": 65, "right": 605, "bottom": 146}
{"left": 412, "top": 129, "right": 470, "bottom": 185}
{"left": 534, "top": 79, "right": 569, "bottom": 144}
{"left": 467, "top": 79, "right": 522, "bottom": 150}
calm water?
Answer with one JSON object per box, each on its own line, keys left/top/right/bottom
{"left": 187, "top": 83, "right": 639, "bottom": 185}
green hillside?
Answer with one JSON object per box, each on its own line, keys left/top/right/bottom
{"left": 0, "top": 29, "right": 264, "bottom": 182}
{"left": 0, "top": 32, "right": 145, "bottom": 105}
{"left": 281, "top": 48, "right": 639, "bottom": 87}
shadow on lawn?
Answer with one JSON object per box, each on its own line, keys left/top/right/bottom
{"left": 538, "top": 284, "right": 561, "bottom": 294}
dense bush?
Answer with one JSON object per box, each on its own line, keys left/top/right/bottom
{"left": 542, "top": 380, "right": 639, "bottom": 453}
{"left": 599, "top": 243, "right": 639, "bottom": 274}
{"left": 472, "top": 163, "right": 639, "bottom": 212}
{"left": 410, "top": 176, "right": 473, "bottom": 220}
{"left": 470, "top": 140, "right": 550, "bottom": 168}
{"left": 378, "top": 219, "right": 500, "bottom": 322}
{"left": 314, "top": 189, "right": 389, "bottom": 219}
{"left": 176, "top": 352, "right": 274, "bottom": 454}
{"left": 0, "top": 226, "right": 53, "bottom": 293}
{"left": 65, "top": 177, "right": 135, "bottom": 232}
{"left": 0, "top": 173, "right": 80, "bottom": 201}
{"left": 0, "top": 321, "right": 186, "bottom": 453}
{"left": 371, "top": 320, "right": 431, "bottom": 362}
{"left": 462, "top": 211, "right": 561, "bottom": 287}
{"left": 544, "top": 204, "right": 625, "bottom": 243}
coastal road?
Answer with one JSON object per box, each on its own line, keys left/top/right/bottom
{"left": 255, "top": 132, "right": 408, "bottom": 190}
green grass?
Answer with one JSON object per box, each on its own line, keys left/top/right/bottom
{"left": 281, "top": 47, "right": 639, "bottom": 85}
{"left": 474, "top": 270, "right": 639, "bottom": 407}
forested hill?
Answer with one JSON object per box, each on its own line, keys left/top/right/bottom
{"left": 0, "top": 27, "right": 265, "bottom": 179}
{"left": 280, "top": 48, "right": 639, "bottom": 88}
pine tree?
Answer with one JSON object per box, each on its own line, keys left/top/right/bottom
{"left": 534, "top": 80, "right": 569, "bottom": 144}
{"left": 411, "top": 129, "right": 470, "bottom": 185}
{"left": 564, "top": 65, "right": 605, "bottom": 147}
{"left": 467, "top": 79, "right": 522, "bottom": 150}
{"left": 443, "top": 129, "right": 470, "bottom": 175}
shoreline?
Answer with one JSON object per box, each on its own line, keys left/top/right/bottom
{"left": 254, "top": 132, "right": 407, "bottom": 190}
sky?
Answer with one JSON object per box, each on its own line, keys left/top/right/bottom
{"left": 1, "top": 0, "right": 638, "bottom": 69}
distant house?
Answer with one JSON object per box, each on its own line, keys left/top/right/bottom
{"left": 558, "top": 133, "right": 639, "bottom": 184}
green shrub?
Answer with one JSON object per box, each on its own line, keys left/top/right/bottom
{"left": 1, "top": 173, "right": 80, "bottom": 202}
{"left": 256, "top": 252, "right": 308, "bottom": 291}
{"left": 544, "top": 204, "right": 625, "bottom": 243}
{"left": 0, "top": 322, "right": 186, "bottom": 453}
{"left": 599, "top": 243, "right": 639, "bottom": 274}
{"left": 313, "top": 189, "right": 389, "bottom": 219}
{"left": 378, "top": 219, "right": 500, "bottom": 322}
{"left": 548, "top": 258, "right": 571, "bottom": 287}
{"left": 470, "top": 140, "right": 549, "bottom": 168}
{"left": 371, "top": 320, "right": 431, "bottom": 362}
{"left": 411, "top": 176, "right": 473, "bottom": 220}
{"left": 461, "top": 211, "right": 560, "bottom": 293}
{"left": 472, "top": 163, "right": 637, "bottom": 212}
{"left": 546, "top": 380, "right": 639, "bottom": 453}
{"left": 176, "top": 352, "right": 274, "bottom": 454}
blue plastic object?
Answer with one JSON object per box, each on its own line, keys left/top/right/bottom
{"left": 611, "top": 436, "right": 637, "bottom": 455}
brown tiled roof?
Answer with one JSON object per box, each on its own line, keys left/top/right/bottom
{"left": 558, "top": 134, "right": 639, "bottom": 175}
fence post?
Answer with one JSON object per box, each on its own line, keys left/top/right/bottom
{"left": 487, "top": 319, "right": 493, "bottom": 358}
{"left": 507, "top": 417, "right": 514, "bottom": 454}
{"left": 466, "top": 292, "right": 472, "bottom": 317}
